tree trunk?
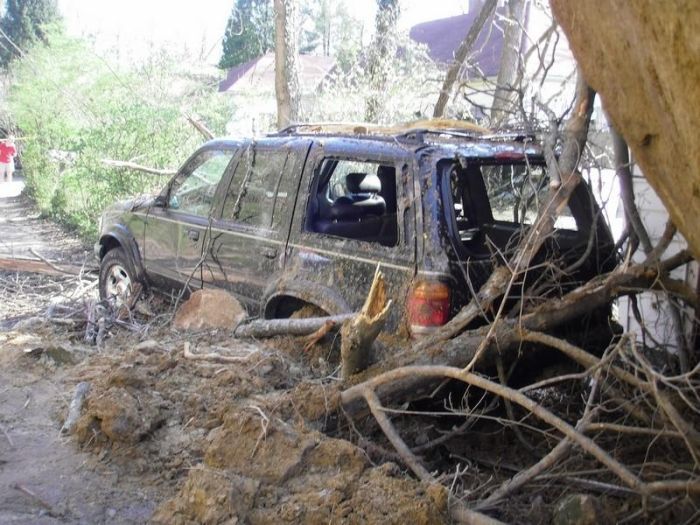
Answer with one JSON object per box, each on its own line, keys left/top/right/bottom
{"left": 274, "top": 0, "right": 301, "bottom": 129}
{"left": 433, "top": 0, "right": 498, "bottom": 118}
{"left": 364, "top": 0, "right": 399, "bottom": 122}
{"left": 550, "top": 0, "right": 700, "bottom": 260}
{"left": 490, "top": 0, "right": 526, "bottom": 127}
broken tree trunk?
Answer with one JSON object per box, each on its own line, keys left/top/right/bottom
{"left": 340, "top": 266, "right": 392, "bottom": 378}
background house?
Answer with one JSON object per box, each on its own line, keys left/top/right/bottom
{"left": 218, "top": 52, "right": 335, "bottom": 135}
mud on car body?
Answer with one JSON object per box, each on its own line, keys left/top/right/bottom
{"left": 96, "top": 123, "right": 616, "bottom": 337}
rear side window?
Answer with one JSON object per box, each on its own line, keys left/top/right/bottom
{"left": 481, "top": 164, "right": 577, "bottom": 230}
{"left": 306, "top": 158, "right": 399, "bottom": 247}
{"left": 222, "top": 147, "right": 297, "bottom": 230}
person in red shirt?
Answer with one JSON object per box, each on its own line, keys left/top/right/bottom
{"left": 0, "top": 136, "right": 17, "bottom": 183}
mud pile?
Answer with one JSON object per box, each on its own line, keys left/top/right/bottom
{"left": 70, "top": 331, "right": 447, "bottom": 523}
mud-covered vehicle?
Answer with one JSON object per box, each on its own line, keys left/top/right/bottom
{"left": 96, "top": 122, "right": 615, "bottom": 336}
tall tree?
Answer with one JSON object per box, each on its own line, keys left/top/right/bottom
{"left": 0, "top": 0, "right": 59, "bottom": 67}
{"left": 274, "top": 0, "right": 300, "bottom": 129}
{"left": 490, "top": 0, "right": 526, "bottom": 126}
{"left": 364, "top": 0, "right": 399, "bottom": 122}
{"left": 219, "top": 0, "right": 274, "bottom": 70}
{"left": 433, "top": 0, "right": 498, "bottom": 118}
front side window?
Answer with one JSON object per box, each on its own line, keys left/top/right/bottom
{"left": 306, "top": 158, "right": 399, "bottom": 247}
{"left": 169, "top": 150, "right": 235, "bottom": 216}
{"left": 222, "top": 147, "right": 293, "bottom": 229}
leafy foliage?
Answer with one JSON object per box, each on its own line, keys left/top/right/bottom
{"left": 0, "top": 0, "right": 59, "bottom": 67}
{"left": 218, "top": 0, "right": 274, "bottom": 70}
{"left": 307, "top": 31, "right": 439, "bottom": 125}
{"left": 218, "top": 0, "right": 360, "bottom": 70}
{"left": 6, "top": 31, "right": 236, "bottom": 237}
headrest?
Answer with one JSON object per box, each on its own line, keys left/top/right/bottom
{"left": 346, "top": 172, "right": 381, "bottom": 193}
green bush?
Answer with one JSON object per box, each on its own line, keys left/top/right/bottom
{"left": 6, "top": 31, "right": 236, "bottom": 238}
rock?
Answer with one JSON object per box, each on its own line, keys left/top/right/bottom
{"left": 133, "top": 339, "right": 161, "bottom": 352}
{"left": 173, "top": 289, "right": 247, "bottom": 331}
{"left": 43, "top": 345, "right": 77, "bottom": 365}
{"left": 76, "top": 387, "right": 163, "bottom": 444}
{"left": 553, "top": 494, "right": 612, "bottom": 525}
{"left": 152, "top": 468, "right": 258, "bottom": 524}
{"left": 205, "top": 411, "right": 317, "bottom": 484}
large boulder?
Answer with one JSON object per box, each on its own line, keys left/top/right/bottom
{"left": 173, "top": 289, "right": 247, "bottom": 331}
{"left": 551, "top": 0, "right": 700, "bottom": 258}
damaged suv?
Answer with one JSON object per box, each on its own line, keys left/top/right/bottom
{"left": 96, "top": 122, "right": 615, "bottom": 336}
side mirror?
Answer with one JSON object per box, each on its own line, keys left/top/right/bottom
{"left": 153, "top": 195, "right": 167, "bottom": 208}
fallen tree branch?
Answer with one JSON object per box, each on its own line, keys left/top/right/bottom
{"left": 185, "top": 114, "right": 215, "bottom": 141}
{"left": 415, "top": 74, "right": 596, "bottom": 351}
{"left": 342, "top": 251, "right": 694, "bottom": 420}
{"left": 362, "top": 388, "right": 505, "bottom": 525}
{"left": 101, "top": 159, "right": 176, "bottom": 176}
{"left": 233, "top": 313, "right": 356, "bottom": 338}
{"left": 343, "top": 365, "right": 645, "bottom": 492}
{"left": 0, "top": 256, "right": 89, "bottom": 276}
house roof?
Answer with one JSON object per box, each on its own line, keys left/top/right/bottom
{"left": 219, "top": 53, "right": 336, "bottom": 94}
{"left": 409, "top": 11, "right": 506, "bottom": 77}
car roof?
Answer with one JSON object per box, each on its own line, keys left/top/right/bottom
{"left": 207, "top": 119, "right": 544, "bottom": 161}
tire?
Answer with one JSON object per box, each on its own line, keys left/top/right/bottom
{"left": 99, "top": 247, "right": 138, "bottom": 307}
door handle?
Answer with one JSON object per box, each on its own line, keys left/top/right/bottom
{"left": 262, "top": 247, "right": 277, "bottom": 259}
{"left": 187, "top": 229, "right": 200, "bottom": 242}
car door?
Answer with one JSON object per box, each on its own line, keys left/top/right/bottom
{"left": 202, "top": 138, "right": 311, "bottom": 311}
{"left": 144, "top": 145, "right": 238, "bottom": 293}
{"left": 284, "top": 140, "right": 416, "bottom": 327}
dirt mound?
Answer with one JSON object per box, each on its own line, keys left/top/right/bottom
{"left": 67, "top": 329, "right": 446, "bottom": 523}
{"left": 154, "top": 410, "right": 446, "bottom": 524}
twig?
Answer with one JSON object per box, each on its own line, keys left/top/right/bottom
{"left": 303, "top": 320, "right": 336, "bottom": 352}
{"left": 182, "top": 341, "right": 259, "bottom": 364}
{"left": 0, "top": 423, "right": 14, "bottom": 448}
{"left": 361, "top": 388, "right": 503, "bottom": 525}
{"left": 11, "top": 483, "right": 62, "bottom": 518}
{"left": 28, "top": 248, "right": 78, "bottom": 276}
{"left": 185, "top": 113, "right": 215, "bottom": 140}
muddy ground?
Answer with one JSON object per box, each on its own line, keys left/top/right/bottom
{"left": 2, "top": 185, "right": 699, "bottom": 524}
{"left": 0, "top": 295, "right": 451, "bottom": 524}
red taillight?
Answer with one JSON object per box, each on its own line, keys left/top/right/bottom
{"left": 407, "top": 280, "right": 450, "bottom": 335}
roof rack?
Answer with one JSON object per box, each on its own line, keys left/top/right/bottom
{"left": 272, "top": 119, "right": 491, "bottom": 144}
{"left": 479, "top": 130, "right": 538, "bottom": 142}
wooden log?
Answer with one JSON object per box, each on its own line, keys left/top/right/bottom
{"left": 60, "top": 382, "right": 91, "bottom": 435}
{"left": 233, "top": 313, "right": 356, "bottom": 338}
{"left": 0, "top": 256, "right": 92, "bottom": 276}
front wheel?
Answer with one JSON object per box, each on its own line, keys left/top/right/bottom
{"left": 99, "top": 247, "right": 138, "bottom": 308}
